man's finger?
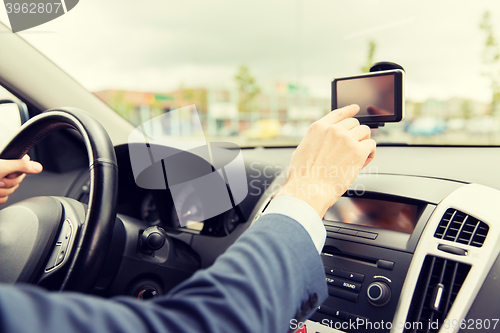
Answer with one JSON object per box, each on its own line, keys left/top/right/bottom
{"left": 5, "top": 156, "right": 32, "bottom": 179}
{"left": 336, "top": 117, "right": 361, "bottom": 131}
{"left": 363, "top": 152, "right": 376, "bottom": 169}
{"left": 0, "top": 159, "right": 43, "bottom": 178}
{"left": 7, "top": 172, "right": 23, "bottom": 179}
{"left": 0, "top": 184, "right": 20, "bottom": 197}
{"left": 320, "top": 104, "right": 360, "bottom": 125}
{"left": 0, "top": 173, "right": 26, "bottom": 188}
{"left": 349, "top": 124, "right": 371, "bottom": 141}
{"left": 359, "top": 139, "right": 376, "bottom": 168}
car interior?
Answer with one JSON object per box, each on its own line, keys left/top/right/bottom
{"left": 1, "top": 2, "right": 500, "bottom": 333}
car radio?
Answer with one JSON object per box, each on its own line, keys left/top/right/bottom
{"left": 309, "top": 194, "right": 436, "bottom": 332}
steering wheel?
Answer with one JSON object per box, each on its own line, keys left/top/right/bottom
{"left": 0, "top": 107, "right": 118, "bottom": 292}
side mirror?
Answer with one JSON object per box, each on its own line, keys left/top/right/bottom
{"left": 0, "top": 99, "right": 29, "bottom": 150}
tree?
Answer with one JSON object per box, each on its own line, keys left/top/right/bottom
{"left": 107, "top": 90, "right": 136, "bottom": 124}
{"left": 234, "top": 65, "right": 261, "bottom": 114}
{"left": 361, "top": 40, "right": 377, "bottom": 73}
{"left": 479, "top": 11, "right": 500, "bottom": 115}
{"left": 178, "top": 84, "right": 207, "bottom": 114}
{"left": 461, "top": 99, "right": 473, "bottom": 119}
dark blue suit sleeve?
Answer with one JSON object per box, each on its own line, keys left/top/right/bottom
{"left": 0, "top": 213, "right": 328, "bottom": 333}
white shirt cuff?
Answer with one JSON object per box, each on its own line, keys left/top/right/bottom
{"left": 262, "top": 196, "right": 326, "bottom": 254}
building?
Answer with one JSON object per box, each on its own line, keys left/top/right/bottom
{"left": 94, "top": 84, "right": 330, "bottom": 139}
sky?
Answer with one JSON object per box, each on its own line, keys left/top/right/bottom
{"left": 1, "top": 0, "right": 499, "bottom": 103}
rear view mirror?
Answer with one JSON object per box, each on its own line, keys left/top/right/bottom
{"left": 0, "top": 99, "right": 29, "bottom": 150}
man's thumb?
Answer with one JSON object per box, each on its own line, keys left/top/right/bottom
{"left": 2, "top": 158, "right": 43, "bottom": 176}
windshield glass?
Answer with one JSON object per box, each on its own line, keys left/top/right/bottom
{"left": 2, "top": 0, "right": 500, "bottom": 146}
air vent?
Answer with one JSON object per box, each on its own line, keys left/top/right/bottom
{"left": 434, "top": 208, "right": 489, "bottom": 247}
{"left": 404, "top": 256, "right": 471, "bottom": 333}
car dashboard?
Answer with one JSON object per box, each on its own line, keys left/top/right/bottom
{"left": 108, "top": 144, "right": 500, "bottom": 333}
{"left": 4, "top": 143, "right": 500, "bottom": 333}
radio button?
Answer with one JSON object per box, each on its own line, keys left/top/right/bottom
{"left": 348, "top": 314, "right": 369, "bottom": 327}
{"left": 324, "top": 266, "right": 342, "bottom": 277}
{"left": 325, "top": 276, "right": 341, "bottom": 287}
{"left": 367, "top": 281, "right": 391, "bottom": 306}
{"left": 340, "top": 280, "right": 361, "bottom": 292}
{"left": 317, "top": 305, "right": 349, "bottom": 321}
{"left": 328, "top": 287, "right": 359, "bottom": 302}
{"left": 329, "top": 308, "right": 348, "bottom": 321}
{"left": 377, "top": 259, "right": 395, "bottom": 270}
{"left": 341, "top": 270, "right": 365, "bottom": 282}
{"left": 316, "top": 304, "right": 331, "bottom": 315}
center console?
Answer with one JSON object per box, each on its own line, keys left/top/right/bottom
{"left": 250, "top": 171, "right": 500, "bottom": 333}
{"left": 301, "top": 179, "right": 500, "bottom": 333}
{"left": 309, "top": 194, "right": 435, "bottom": 332}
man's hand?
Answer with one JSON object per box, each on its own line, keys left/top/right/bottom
{"left": 0, "top": 155, "right": 43, "bottom": 204}
{"left": 275, "top": 104, "right": 376, "bottom": 218}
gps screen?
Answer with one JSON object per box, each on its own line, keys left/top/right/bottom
{"left": 336, "top": 74, "right": 395, "bottom": 117}
{"left": 324, "top": 196, "right": 419, "bottom": 234}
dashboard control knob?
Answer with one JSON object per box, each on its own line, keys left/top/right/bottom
{"left": 367, "top": 281, "right": 391, "bottom": 306}
{"left": 131, "top": 281, "right": 162, "bottom": 300}
{"left": 141, "top": 226, "right": 166, "bottom": 251}
{"left": 137, "top": 287, "right": 159, "bottom": 300}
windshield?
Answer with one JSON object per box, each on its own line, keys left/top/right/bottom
{"left": 2, "top": 0, "right": 500, "bottom": 146}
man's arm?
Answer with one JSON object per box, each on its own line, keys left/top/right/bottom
{"left": 1, "top": 214, "right": 326, "bottom": 333}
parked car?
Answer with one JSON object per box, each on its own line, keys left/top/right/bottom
{"left": 407, "top": 117, "right": 447, "bottom": 136}
{"left": 465, "top": 116, "right": 500, "bottom": 135}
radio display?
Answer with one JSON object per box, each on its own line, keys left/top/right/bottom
{"left": 324, "top": 197, "right": 419, "bottom": 234}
